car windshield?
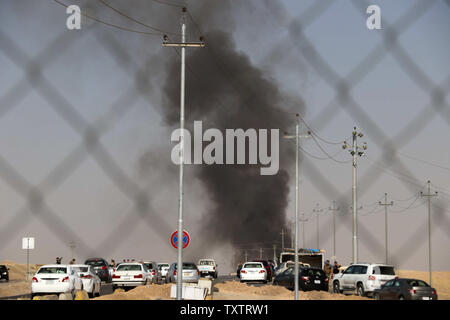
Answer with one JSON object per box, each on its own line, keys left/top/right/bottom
{"left": 372, "top": 266, "right": 396, "bottom": 275}
{"left": 0, "top": 265, "right": 6, "bottom": 269}
{"left": 158, "top": 264, "right": 169, "bottom": 269}
{"left": 72, "top": 266, "right": 89, "bottom": 272}
{"left": 117, "top": 264, "right": 142, "bottom": 271}
{"left": 183, "top": 263, "right": 197, "bottom": 270}
{"left": 144, "top": 263, "right": 154, "bottom": 270}
{"left": 199, "top": 261, "right": 214, "bottom": 266}
{"left": 307, "top": 269, "right": 325, "bottom": 277}
{"left": 38, "top": 267, "right": 67, "bottom": 274}
{"left": 244, "top": 263, "right": 263, "bottom": 269}
{"left": 407, "top": 280, "right": 429, "bottom": 287}
{"left": 283, "top": 268, "right": 294, "bottom": 275}
{"left": 85, "top": 260, "right": 105, "bottom": 267}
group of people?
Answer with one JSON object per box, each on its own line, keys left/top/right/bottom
{"left": 323, "top": 260, "right": 341, "bottom": 280}
{"left": 55, "top": 257, "right": 76, "bottom": 264}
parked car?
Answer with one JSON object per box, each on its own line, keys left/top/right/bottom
{"left": 240, "top": 262, "right": 268, "bottom": 283}
{"left": 0, "top": 265, "right": 9, "bottom": 281}
{"left": 158, "top": 263, "right": 170, "bottom": 282}
{"left": 111, "top": 263, "right": 151, "bottom": 289}
{"left": 273, "top": 267, "right": 328, "bottom": 291}
{"left": 71, "top": 264, "right": 101, "bottom": 298}
{"left": 167, "top": 262, "right": 199, "bottom": 283}
{"left": 373, "top": 278, "right": 438, "bottom": 300}
{"left": 143, "top": 261, "right": 161, "bottom": 284}
{"left": 84, "top": 258, "right": 112, "bottom": 283}
{"left": 254, "top": 260, "right": 273, "bottom": 281}
{"left": 31, "top": 264, "right": 82, "bottom": 299}
{"left": 332, "top": 263, "right": 396, "bottom": 297}
{"left": 197, "top": 259, "right": 218, "bottom": 278}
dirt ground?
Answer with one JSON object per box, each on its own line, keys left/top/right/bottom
{"left": 1, "top": 260, "right": 449, "bottom": 300}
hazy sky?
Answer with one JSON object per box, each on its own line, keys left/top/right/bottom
{"left": 0, "top": 0, "right": 449, "bottom": 273}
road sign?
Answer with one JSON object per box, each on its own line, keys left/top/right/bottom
{"left": 22, "top": 237, "right": 35, "bottom": 250}
{"left": 170, "top": 230, "right": 190, "bottom": 249}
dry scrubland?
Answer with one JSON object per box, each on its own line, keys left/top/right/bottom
{"left": 1, "top": 260, "right": 449, "bottom": 300}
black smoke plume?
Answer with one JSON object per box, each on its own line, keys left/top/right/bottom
{"left": 162, "top": 1, "right": 302, "bottom": 259}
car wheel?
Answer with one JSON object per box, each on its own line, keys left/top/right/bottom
{"left": 374, "top": 293, "right": 380, "bottom": 300}
{"left": 333, "top": 281, "right": 341, "bottom": 294}
{"left": 399, "top": 295, "right": 404, "bottom": 300}
{"left": 88, "top": 290, "right": 94, "bottom": 298}
{"left": 357, "top": 283, "right": 365, "bottom": 297}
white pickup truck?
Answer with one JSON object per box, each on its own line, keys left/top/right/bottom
{"left": 197, "top": 259, "right": 218, "bottom": 278}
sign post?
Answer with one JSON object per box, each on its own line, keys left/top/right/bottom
{"left": 22, "top": 237, "right": 35, "bottom": 281}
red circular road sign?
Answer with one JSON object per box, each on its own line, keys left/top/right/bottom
{"left": 170, "top": 230, "right": 190, "bottom": 249}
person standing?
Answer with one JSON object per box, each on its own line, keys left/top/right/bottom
{"left": 333, "top": 261, "right": 341, "bottom": 277}
{"left": 69, "top": 258, "right": 75, "bottom": 265}
{"left": 56, "top": 257, "right": 62, "bottom": 264}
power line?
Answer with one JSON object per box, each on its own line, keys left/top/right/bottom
{"left": 150, "top": 0, "right": 185, "bottom": 8}
{"left": 52, "top": 0, "right": 163, "bottom": 36}
{"left": 96, "top": 0, "right": 179, "bottom": 35}
{"left": 309, "top": 134, "right": 352, "bottom": 164}
{"left": 299, "top": 144, "right": 346, "bottom": 162}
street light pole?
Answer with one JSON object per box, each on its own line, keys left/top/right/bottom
{"left": 162, "top": 9, "right": 204, "bottom": 300}
{"left": 283, "top": 117, "right": 310, "bottom": 300}
{"left": 420, "top": 181, "right": 438, "bottom": 286}
{"left": 328, "top": 201, "right": 340, "bottom": 259}
{"left": 313, "top": 204, "right": 323, "bottom": 249}
{"left": 343, "top": 127, "right": 367, "bottom": 264}
{"left": 379, "top": 193, "right": 393, "bottom": 264}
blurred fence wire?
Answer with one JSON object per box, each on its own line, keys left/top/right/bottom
{"left": 0, "top": 0, "right": 448, "bottom": 268}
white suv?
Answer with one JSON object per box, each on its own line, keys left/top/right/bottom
{"left": 332, "top": 263, "right": 396, "bottom": 297}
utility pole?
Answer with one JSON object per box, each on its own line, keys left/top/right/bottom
{"left": 343, "top": 127, "right": 367, "bottom": 264}
{"left": 283, "top": 116, "right": 310, "bottom": 300}
{"left": 280, "top": 229, "right": 285, "bottom": 251}
{"left": 162, "top": 8, "right": 205, "bottom": 300}
{"left": 299, "top": 214, "right": 308, "bottom": 248}
{"left": 420, "top": 181, "right": 438, "bottom": 287}
{"left": 313, "top": 204, "right": 323, "bottom": 249}
{"left": 69, "top": 241, "right": 76, "bottom": 260}
{"left": 328, "top": 201, "right": 340, "bottom": 259}
{"left": 260, "top": 248, "right": 263, "bottom": 259}
{"left": 244, "top": 250, "right": 248, "bottom": 263}
{"left": 273, "top": 244, "right": 277, "bottom": 263}
{"left": 379, "top": 193, "right": 393, "bottom": 264}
